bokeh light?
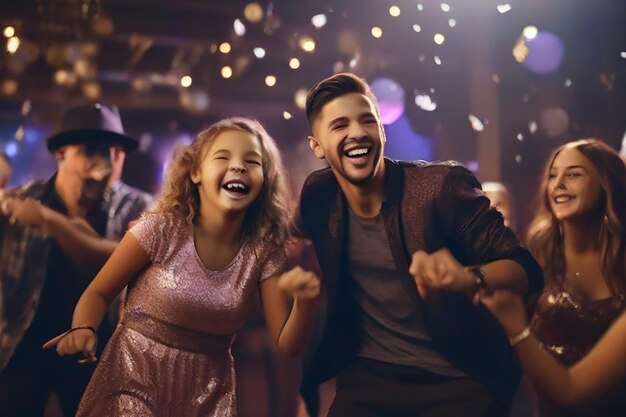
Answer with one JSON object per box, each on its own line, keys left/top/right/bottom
{"left": 265, "top": 74, "right": 276, "bottom": 87}
{"left": 221, "top": 66, "right": 233, "bottom": 79}
{"left": 522, "top": 25, "right": 538, "bottom": 40}
{"left": 219, "top": 42, "right": 231, "bottom": 54}
{"left": 289, "top": 57, "right": 300, "bottom": 69}
{"left": 244, "top": 3, "right": 264, "bottom": 23}
{"left": 299, "top": 37, "right": 316, "bottom": 52}
{"left": 311, "top": 14, "right": 327, "bottom": 29}
{"left": 371, "top": 77, "right": 405, "bottom": 125}
{"left": 180, "top": 75, "right": 192, "bottom": 88}
{"left": 294, "top": 88, "right": 307, "bottom": 109}
{"left": 233, "top": 19, "right": 246, "bottom": 36}
{"left": 253, "top": 47, "right": 266, "bottom": 58}
{"left": 6, "top": 37, "right": 20, "bottom": 54}
{"left": 3, "top": 26, "right": 15, "bottom": 38}
{"left": 522, "top": 31, "right": 564, "bottom": 74}
{"left": 539, "top": 107, "right": 569, "bottom": 137}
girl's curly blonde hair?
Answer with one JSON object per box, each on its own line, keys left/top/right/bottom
{"left": 154, "top": 117, "right": 291, "bottom": 250}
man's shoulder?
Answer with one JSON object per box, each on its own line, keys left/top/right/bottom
{"left": 399, "top": 159, "right": 462, "bottom": 170}
{"left": 398, "top": 159, "right": 467, "bottom": 182}
{"left": 113, "top": 182, "right": 152, "bottom": 202}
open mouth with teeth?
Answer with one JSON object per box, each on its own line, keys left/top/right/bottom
{"left": 343, "top": 146, "right": 371, "bottom": 158}
{"left": 554, "top": 195, "right": 574, "bottom": 204}
{"left": 222, "top": 180, "right": 250, "bottom": 195}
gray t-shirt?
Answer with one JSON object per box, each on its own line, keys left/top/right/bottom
{"left": 349, "top": 211, "right": 466, "bottom": 377}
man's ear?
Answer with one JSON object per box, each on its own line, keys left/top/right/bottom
{"left": 308, "top": 136, "right": 325, "bottom": 160}
{"left": 53, "top": 147, "right": 66, "bottom": 162}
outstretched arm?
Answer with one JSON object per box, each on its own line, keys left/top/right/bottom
{"left": 4, "top": 198, "right": 117, "bottom": 275}
{"left": 260, "top": 266, "right": 320, "bottom": 357}
{"left": 42, "top": 232, "right": 150, "bottom": 359}
{"left": 481, "top": 291, "right": 626, "bottom": 406}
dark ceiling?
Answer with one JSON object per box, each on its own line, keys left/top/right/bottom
{"left": 1, "top": 0, "right": 624, "bottom": 149}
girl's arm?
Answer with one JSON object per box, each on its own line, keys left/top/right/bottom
{"left": 260, "top": 266, "right": 320, "bottom": 357}
{"left": 481, "top": 291, "right": 626, "bottom": 406}
{"left": 42, "top": 232, "right": 150, "bottom": 358}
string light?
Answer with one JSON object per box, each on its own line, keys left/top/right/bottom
{"left": 6, "top": 36, "right": 20, "bottom": 54}
{"left": 3, "top": 26, "right": 15, "bottom": 38}
{"left": 389, "top": 6, "right": 401, "bottom": 17}
{"left": 371, "top": 27, "right": 383, "bottom": 38}
{"left": 180, "top": 76, "right": 192, "bottom": 88}
{"left": 289, "top": 58, "right": 300, "bottom": 69}
{"left": 219, "top": 42, "right": 231, "bottom": 54}
{"left": 299, "top": 37, "right": 316, "bottom": 52}
{"left": 294, "top": 89, "right": 307, "bottom": 109}
{"left": 265, "top": 75, "right": 276, "bottom": 87}
{"left": 244, "top": 3, "right": 264, "bottom": 23}
{"left": 221, "top": 66, "right": 233, "bottom": 78}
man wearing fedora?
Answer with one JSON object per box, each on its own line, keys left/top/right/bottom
{"left": 0, "top": 104, "right": 152, "bottom": 416}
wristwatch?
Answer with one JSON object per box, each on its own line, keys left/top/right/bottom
{"left": 465, "top": 265, "right": 487, "bottom": 294}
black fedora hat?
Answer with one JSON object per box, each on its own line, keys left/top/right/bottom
{"left": 46, "top": 104, "right": 138, "bottom": 153}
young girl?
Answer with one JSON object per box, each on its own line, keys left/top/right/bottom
{"left": 43, "top": 117, "right": 320, "bottom": 417}
{"left": 482, "top": 139, "right": 626, "bottom": 416}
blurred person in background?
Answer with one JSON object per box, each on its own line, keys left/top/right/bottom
{"left": 0, "top": 104, "right": 152, "bottom": 417}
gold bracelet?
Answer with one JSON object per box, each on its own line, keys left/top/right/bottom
{"left": 509, "top": 326, "right": 531, "bottom": 346}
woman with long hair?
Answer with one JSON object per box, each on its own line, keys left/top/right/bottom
{"left": 483, "top": 138, "right": 626, "bottom": 416}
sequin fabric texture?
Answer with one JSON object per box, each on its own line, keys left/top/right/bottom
{"left": 77, "top": 212, "right": 286, "bottom": 417}
{"left": 531, "top": 286, "right": 626, "bottom": 417}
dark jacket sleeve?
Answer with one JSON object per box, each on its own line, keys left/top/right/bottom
{"left": 436, "top": 165, "right": 543, "bottom": 296}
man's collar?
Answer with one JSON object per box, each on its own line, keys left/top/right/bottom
{"left": 382, "top": 158, "right": 403, "bottom": 206}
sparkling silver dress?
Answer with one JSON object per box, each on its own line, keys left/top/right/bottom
{"left": 76, "top": 212, "right": 286, "bottom": 417}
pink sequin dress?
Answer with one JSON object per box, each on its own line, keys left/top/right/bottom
{"left": 76, "top": 212, "right": 286, "bottom": 417}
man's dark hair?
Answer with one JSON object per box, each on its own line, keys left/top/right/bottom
{"left": 305, "top": 72, "right": 380, "bottom": 127}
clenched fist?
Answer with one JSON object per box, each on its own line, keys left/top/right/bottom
{"left": 409, "top": 248, "right": 474, "bottom": 299}
{"left": 277, "top": 266, "right": 321, "bottom": 303}
{"left": 42, "top": 327, "right": 98, "bottom": 363}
